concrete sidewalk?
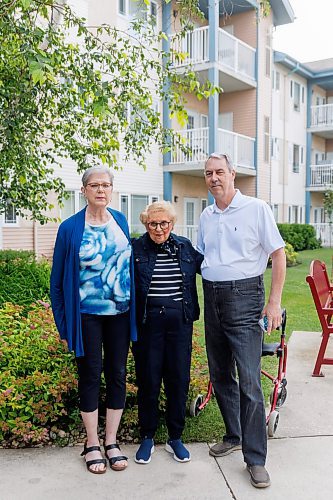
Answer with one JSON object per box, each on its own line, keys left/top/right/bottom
{"left": 1, "top": 330, "right": 333, "bottom": 500}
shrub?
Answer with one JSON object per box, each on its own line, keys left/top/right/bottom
{"left": 277, "top": 224, "right": 321, "bottom": 251}
{"left": 0, "top": 302, "right": 208, "bottom": 447}
{"left": 0, "top": 250, "right": 51, "bottom": 307}
{"left": 284, "top": 242, "right": 299, "bottom": 267}
{"left": 0, "top": 302, "right": 79, "bottom": 447}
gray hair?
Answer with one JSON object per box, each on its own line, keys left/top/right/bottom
{"left": 204, "top": 153, "right": 234, "bottom": 172}
{"left": 82, "top": 166, "right": 114, "bottom": 187}
{"left": 140, "top": 200, "right": 177, "bottom": 225}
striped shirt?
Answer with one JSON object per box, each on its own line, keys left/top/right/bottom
{"left": 147, "top": 251, "right": 183, "bottom": 301}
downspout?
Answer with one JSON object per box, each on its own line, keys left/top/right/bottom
{"left": 162, "top": 1, "right": 172, "bottom": 202}
{"left": 255, "top": 7, "right": 259, "bottom": 198}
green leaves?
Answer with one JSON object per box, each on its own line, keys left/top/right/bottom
{"left": 0, "top": 0, "right": 219, "bottom": 222}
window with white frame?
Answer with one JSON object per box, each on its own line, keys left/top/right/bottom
{"left": 61, "top": 190, "right": 86, "bottom": 220}
{"left": 271, "top": 204, "right": 279, "bottom": 222}
{"left": 264, "top": 116, "right": 270, "bottom": 163}
{"left": 293, "top": 82, "right": 301, "bottom": 111}
{"left": 314, "top": 207, "right": 325, "bottom": 223}
{"left": 271, "top": 137, "right": 280, "bottom": 160}
{"left": 118, "top": 0, "right": 127, "bottom": 16}
{"left": 201, "top": 199, "right": 208, "bottom": 212}
{"left": 272, "top": 70, "right": 280, "bottom": 91}
{"left": 288, "top": 205, "right": 299, "bottom": 223}
{"left": 293, "top": 144, "right": 300, "bottom": 173}
{"left": 4, "top": 202, "right": 18, "bottom": 224}
{"left": 120, "top": 194, "right": 159, "bottom": 234}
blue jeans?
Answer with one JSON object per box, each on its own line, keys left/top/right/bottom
{"left": 203, "top": 276, "right": 266, "bottom": 466}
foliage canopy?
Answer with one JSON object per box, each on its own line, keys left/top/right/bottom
{"left": 0, "top": 0, "right": 217, "bottom": 222}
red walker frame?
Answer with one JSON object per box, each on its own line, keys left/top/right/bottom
{"left": 189, "top": 309, "right": 288, "bottom": 437}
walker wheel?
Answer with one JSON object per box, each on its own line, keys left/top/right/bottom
{"left": 276, "top": 385, "right": 287, "bottom": 408}
{"left": 189, "top": 394, "right": 203, "bottom": 417}
{"left": 269, "top": 385, "right": 287, "bottom": 408}
{"left": 268, "top": 411, "right": 279, "bottom": 437}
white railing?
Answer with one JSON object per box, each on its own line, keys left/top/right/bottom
{"left": 218, "top": 28, "right": 256, "bottom": 80}
{"left": 217, "top": 128, "right": 255, "bottom": 169}
{"left": 310, "top": 164, "right": 333, "bottom": 187}
{"left": 311, "top": 104, "right": 333, "bottom": 128}
{"left": 174, "top": 225, "right": 199, "bottom": 244}
{"left": 171, "top": 26, "right": 256, "bottom": 81}
{"left": 171, "top": 26, "right": 209, "bottom": 66}
{"left": 312, "top": 223, "right": 333, "bottom": 247}
{"left": 171, "top": 127, "right": 209, "bottom": 164}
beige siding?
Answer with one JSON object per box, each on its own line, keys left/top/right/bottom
{"left": 220, "top": 89, "right": 256, "bottom": 137}
{"left": 220, "top": 10, "right": 257, "bottom": 48}
{"left": 172, "top": 175, "right": 208, "bottom": 226}
{"left": 235, "top": 177, "right": 256, "bottom": 197}
{"left": 326, "top": 139, "right": 333, "bottom": 152}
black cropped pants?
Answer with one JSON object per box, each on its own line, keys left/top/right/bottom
{"left": 76, "top": 312, "right": 130, "bottom": 413}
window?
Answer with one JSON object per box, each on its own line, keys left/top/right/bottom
{"left": 293, "top": 145, "right": 300, "bottom": 173}
{"left": 273, "top": 70, "right": 280, "bottom": 91}
{"left": 264, "top": 116, "right": 270, "bottom": 163}
{"left": 265, "top": 47, "right": 271, "bottom": 77}
{"left": 288, "top": 205, "right": 299, "bottom": 223}
{"left": 301, "top": 86, "right": 305, "bottom": 104}
{"left": 271, "top": 137, "right": 279, "bottom": 160}
{"left": 272, "top": 204, "right": 278, "bottom": 222}
{"left": 290, "top": 80, "right": 293, "bottom": 98}
{"left": 293, "top": 82, "right": 300, "bottom": 111}
{"left": 118, "top": 0, "right": 127, "bottom": 15}
{"left": 187, "top": 115, "right": 195, "bottom": 130}
{"left": 201, "top": 199, "right": 208, "bottom": 212}
{"left": 120, "top": 194, "right": 159, "bottom": 234}
{"left": 61, "top": 191, "right": 86, "bottom": 220}
{"left": 4, "top": 202, "right": 17, "bottom": 224}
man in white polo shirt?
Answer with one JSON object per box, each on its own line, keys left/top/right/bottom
{"left": 197, "top": 153, "right": 286, "bottom": 489}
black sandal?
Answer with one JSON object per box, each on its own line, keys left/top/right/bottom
{"left": 81, "top": 442, "right": 107, "bottom": 474}
{"left": 104, "top": 443, "right": 128, "bottom": 471}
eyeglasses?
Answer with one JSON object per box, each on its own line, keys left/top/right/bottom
{"left": 147, "top": 221, "right": 171, "bottom": 230}
{"left": 86, "top": 183, "right": 113, "bottom": 191}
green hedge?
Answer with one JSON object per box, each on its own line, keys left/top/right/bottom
{"left": 277, "top": 224, "right": 321, "bottom": 251}
{"left": 0, "top": 250, "right": 51, "bottom": 307}
{"left": 0, "top": 302, "right": 208, "bottom": 447}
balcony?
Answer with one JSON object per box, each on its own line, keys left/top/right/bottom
{"left": 310, "top": 104, "right": 333, "bottom": 138}
{"left": 309, "top": 164, "right": 333, "bottom": 190}
{"left": 167, "top": 127, "right": 255, "bottom": 176}
{"left": 171, "top": 26, "right": 256, "bottom": 91}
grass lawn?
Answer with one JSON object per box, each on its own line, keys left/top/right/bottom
{"left": 155, "top": 247, "right": 332, "bottom": 444}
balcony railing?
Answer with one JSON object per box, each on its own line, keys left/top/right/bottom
{"left": 312, "top": 223, "right": 333, "bottom": 247}
{"left": 172, "top": 26, "right": 256, "bottom": 81}
{"left": 217, "top": 128, "right": 255, "bottom": 169}
{"left": 171, "top": 127, "right": 209, "bottom": 164}
{"left": 310, "top": 164, "right": 333, "bottom": 187}
{"left": 311, "top": 104, "right": 333, "bottom": 128}
{"left": 218, "top": 29, "right": 255, "bottom": 80}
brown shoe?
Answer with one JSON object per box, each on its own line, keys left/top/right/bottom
{"left": 209, "top": 441, "right": 241, "bottom": 457}
{"left": 247, "top": 465, "right": 271, "bottom": 488}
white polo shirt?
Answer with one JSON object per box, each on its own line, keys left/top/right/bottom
{"left": 197, "top": 190, "right": 285, "bottom": 281}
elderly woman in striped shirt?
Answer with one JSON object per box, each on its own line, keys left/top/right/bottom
{"left": 132, "top": 201, "right": 203, "bottom": 464}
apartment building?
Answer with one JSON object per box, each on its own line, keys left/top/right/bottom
{"left": 271, "top": 51, "right": 333, "bottom": 245}
{"left": 0, "top": 0, "right": 297, "bottom": 256}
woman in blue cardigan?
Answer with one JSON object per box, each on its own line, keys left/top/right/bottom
{"left": 50, "top": 166, "right": 137, "bottom": 475}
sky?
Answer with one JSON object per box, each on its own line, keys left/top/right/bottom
{"left": 273, "top": 0, "right": 333, "bottom": 63}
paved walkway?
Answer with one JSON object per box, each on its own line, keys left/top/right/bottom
{"left": 1, "top": 330, "right": 332, "bottom": 500}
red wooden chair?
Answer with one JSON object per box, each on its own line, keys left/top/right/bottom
{"left": 306, "top": 260, "right": 333, "bottom": 376}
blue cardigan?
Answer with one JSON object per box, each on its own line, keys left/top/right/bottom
{"left": 50, "top": 207, "right": 137, "bottom": 357}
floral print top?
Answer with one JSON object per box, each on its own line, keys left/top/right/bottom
{"left": 79, "top": 217, "right": 131, "bottom": 315}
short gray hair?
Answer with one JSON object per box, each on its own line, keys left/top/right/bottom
{"left": 204, "top": 153, "right": 234, "bottom": 172}
{"left": 82, "top": 166, "right": 114, "bottom": 187}
{"left": 140, "top": 200, "right": 177, "bottom": 225}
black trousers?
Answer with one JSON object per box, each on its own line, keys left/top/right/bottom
{"left": 133, "top": 301, "right": 192, "bottom": 440}
{"left": 76, "top": 312, "right": 130, "bottom": 413}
